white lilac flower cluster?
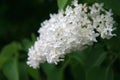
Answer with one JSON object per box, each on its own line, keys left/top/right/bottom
{"left": 27, "top": 0, "right": 116, "bottom": 68}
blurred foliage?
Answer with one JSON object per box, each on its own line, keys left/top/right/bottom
{"left": 0, "top": 0, "right": 120, "bottom": 80}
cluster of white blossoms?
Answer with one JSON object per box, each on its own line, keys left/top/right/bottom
{"left": 27, "top": 0, "right": 116, "bottom": 68}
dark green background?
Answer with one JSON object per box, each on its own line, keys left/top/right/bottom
{"left": 0, "top": 0, "right": 57, "bottom": 48}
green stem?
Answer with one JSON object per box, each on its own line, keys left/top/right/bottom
{"left": 104, "top": 53, "right": 120, "bottom": 80}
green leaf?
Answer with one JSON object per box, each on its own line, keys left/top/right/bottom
{"left": 2, "top": 58, "right": 19, "bottom": 80}
{"left": 31, "top": 33, "right": 37, "bottom": 43}
{"left": 22, "top": 39, "right": 33, "bottom": 52}
{"left": 92, "top": 52, "right": 107, "bottom": 67}
{"left": 41, "top": 63, "right": 63, "bottom": 80}
{"left": 57, "top": 0, "right": 70, "bottom": 10}
{"left": 41, "top": 59, "right": 69, "bottom": 80}
{"left": 67, "top": 44, "right": 107, "bottom": 71}
{"left": 105, "top": 68, "right": 114, "bottom": 80}
{"left": 69, "top": 57, "right": 86, "bottom": 80}
{"left": 19, "top": 62, "right": 29, "bottom": 80}
{"left": 0, "top": 42, "right": 21, "bottom": 69}
{"left": 26, "top": 65, "right": 41, "bottom": 80}
{"left": 21, "top": 34, "right": 36, "bottom": 52}
{"left": 69, "top": 51, "right": 86, "bottom": 66}
{"left": 86, "top": 67, "right": 113, "bottom": 80}
{"left": 84, "top": 44, "right": 107, "bottom": 68}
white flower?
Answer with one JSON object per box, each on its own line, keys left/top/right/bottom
{"left": 27, "top": 0, "right": 116, "bottom": 68}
